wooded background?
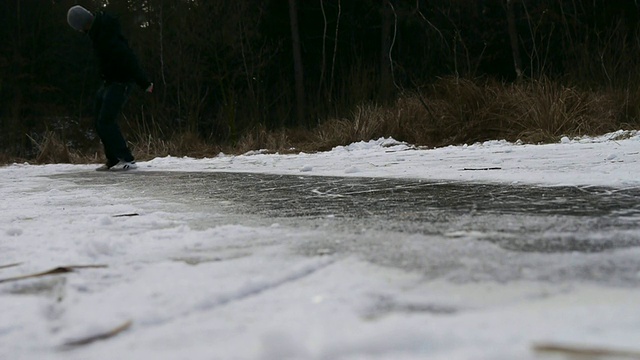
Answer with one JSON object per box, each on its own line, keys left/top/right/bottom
{"left": 2, "top": 0, "right": 640, "bottom": 159}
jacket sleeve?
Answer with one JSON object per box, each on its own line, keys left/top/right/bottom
{"left": 112, "top": 36, "right": 151, "bottom": 90}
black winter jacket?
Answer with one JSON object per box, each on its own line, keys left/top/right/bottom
{"left": 88, "top": 12, "right": 151, "bottom": 90}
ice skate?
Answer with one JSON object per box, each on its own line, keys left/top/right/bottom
{"left": 109, "top": 161, "right": 137, "bottom": 171}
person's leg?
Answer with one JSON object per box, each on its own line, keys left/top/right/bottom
{"left": 95, "top": 83, "right": 134, "bottom": 164}
{"left": 94, "top": 84, "right": 118, "bottom": 167}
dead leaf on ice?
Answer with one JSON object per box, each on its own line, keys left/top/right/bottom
{"left": 533, "top": 342, "right": 640, "bottom": 359}
{"left": 62, "top": 320, "right": 133, "bottom": 347}
{"left": 112, "top": 213, "right": 140, "bottom": 217}
{"left": 0, "top": 265, "right": 107, "bottom": 284}
{"left": 0, "top": 262, "right": 22, "bottom": 270}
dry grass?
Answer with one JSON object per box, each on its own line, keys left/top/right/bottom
{"left": 307, "top": 77, "right": 635, "bottom": 149}
{"left": 234, "top": 125, "right": 293, "bottom": 154}
{"left": 26, "top": 131, "right": 97, "bottom": 164}
{"left": 130, "top": 132, "right": 221, "bottom": 160}
{"left": 2, "top": 77, "right": 639, "bottom": 165}
{"left": 0, "top": 152, "right": 14, "bottom": 165}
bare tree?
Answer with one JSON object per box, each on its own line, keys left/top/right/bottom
{"left": 506, "top": 0, "right": 523, "bottom": 79}
{"left": 288, "top": 0, "right": 306, "bottom": 125}
{"left": 380, "top": 0, "right": 393, "bottom": 100}
{"left": 318, "top": 0, "right": 327, "bottom": 100}
{"left": 328, "top": 0, "right": 341, "bottom": 101}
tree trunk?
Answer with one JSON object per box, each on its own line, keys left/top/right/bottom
{"left": 288, "top": 0, "right": 306, "bottom": 125}
{"left": 380, "top": 0, "right": 393, "bottom": 101}
{"left": 506, "top": 0, "right": 523, "bottom": 79}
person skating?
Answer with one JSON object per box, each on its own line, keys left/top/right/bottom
{"left": 67, "top": 5, "right": 153, "bottom": 171}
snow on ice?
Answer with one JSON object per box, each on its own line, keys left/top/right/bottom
{"left": 1, "top": 131, "right": 640, "bottom": 359}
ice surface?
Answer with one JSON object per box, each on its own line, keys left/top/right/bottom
{"left": 2, "top": 131, "right": 640, "bottom": 359}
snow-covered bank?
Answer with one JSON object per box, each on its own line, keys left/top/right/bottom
{"left": 5, "top": 130, "right": 640, "bottom": 188}
{"left": 142, "top": 130, "right": 640, "bottom": 188}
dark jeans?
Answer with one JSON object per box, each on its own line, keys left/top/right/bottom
{"left": 95, "top": 82, "right": 134, "bottom": 165}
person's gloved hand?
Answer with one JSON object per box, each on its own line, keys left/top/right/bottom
{"left": 146, "top": 82, "right": 154, "bottom": 93}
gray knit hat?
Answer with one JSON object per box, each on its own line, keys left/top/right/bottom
{"left": 67, "top": 5, "right": 94, "bottom": 32}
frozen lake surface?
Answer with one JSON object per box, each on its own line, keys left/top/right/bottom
{"left": 62, "top": 171, "right": 640, "bottom": 285}
{"left": 3, "top": 133, "right": 640, "bottom": 359}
